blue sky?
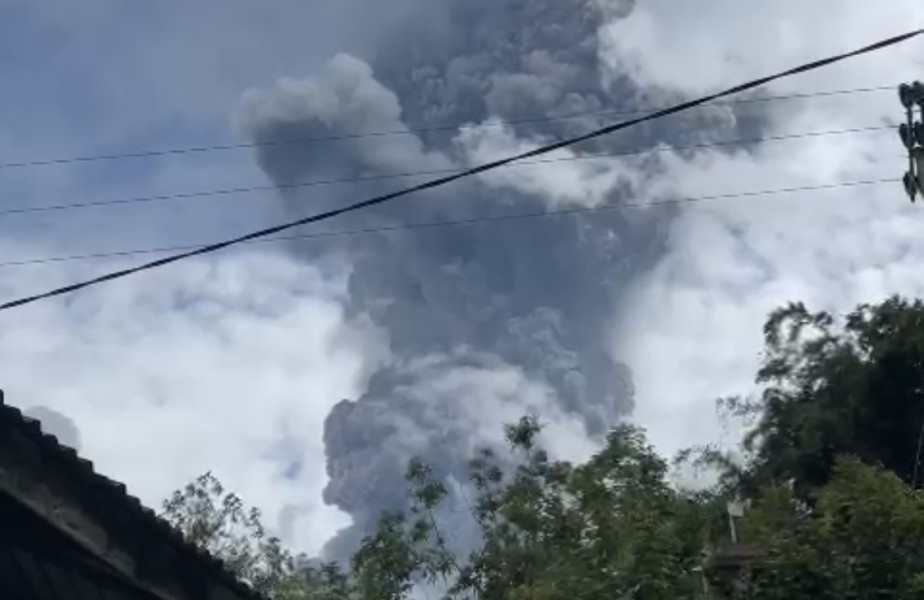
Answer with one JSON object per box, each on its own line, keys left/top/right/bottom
{"left": 0, "top": 0, "right": 417, "bottom": 255}
{"left": 2, "top": 0, "right": 924, "bottom": 558}
{"left": 0, "top": 0, "right": 401, "bottom": 553}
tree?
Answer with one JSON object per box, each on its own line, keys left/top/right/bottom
{"left": 735, "top": 458, "right": 924, "bottom": 599}
{"left": 159, "top": 295, "right": 924, "bottom": 599}
{"left": 160, "top": 472, "right": 345, "bottom": 599}
{"left": 351, "top": 416, "right": 714, "bottom": 600}
{"left": 163, "top": 419, "right": 721, "bottom": 600}
{"left": 719, "top": 296, "right": 924, "bottom": 499}
{"left": 163, "top": 416, "right": 924, "bottom": 599}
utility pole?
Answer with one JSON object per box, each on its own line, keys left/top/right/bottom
{"left": 726, "top": 500, "right": 744, "bottom": 544}
{"left": 898, "top": 81, "right": 924, "bottom": 202}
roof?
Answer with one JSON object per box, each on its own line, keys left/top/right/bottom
{"left": 0, "top": 389, "right": 266, "bottom": 600}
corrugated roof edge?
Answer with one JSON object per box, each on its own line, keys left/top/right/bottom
{"left": 0, "top": 389, "right": 267, "bottom": 600}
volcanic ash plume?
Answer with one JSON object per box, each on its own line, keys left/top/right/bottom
{"left": 238, "top": 0, "right": 742, "bottom": 560}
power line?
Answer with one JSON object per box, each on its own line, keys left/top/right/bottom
{"left": 0, "top": 85, "right": 898, "bottom": 171}
{"left": 0, "top": 28, "right": 920, "bottom": 312}
{"left": 0, "top": 177, "right": 898, "bottom": 269}
{"left": 0, "top": 125, "right": 894, "bottom": 218}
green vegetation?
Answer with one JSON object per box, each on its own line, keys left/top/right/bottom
{"left": 162, "top": 296, "right": 924, "bottom": 599}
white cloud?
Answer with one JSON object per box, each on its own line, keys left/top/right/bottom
{"left": 399, "top": 354, "right": 601, "bottom": 463}
{"left": 0, "top": 1, "right": 430, "bottom": 558}
{"left": 606, "top": 2, "right": 924, "bottom": 460}
{"left": 6, "top": 2, "right": 924, "bottom": 562}
{"left": 456, "top": 119, "right": 652, "bottom": 208}
{"left": 600, "top": 0, "right": 924, "bottom": 98}
{"left": 0, "top": 246, "right": 367, "bottom": 556}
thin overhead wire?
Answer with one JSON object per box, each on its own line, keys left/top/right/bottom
{"left": 0, "top": 125, "right": 892, "bottom": 218}
{"left": 0, "top": 85, "right": 898, "bottom": 171}
{"left": 0, "top": 177, "right": 898, "bottom": 269}
{"left": 1, "top": 28, "right": 920, "bottom": 312}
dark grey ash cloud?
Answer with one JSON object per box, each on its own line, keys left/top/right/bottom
{"left": 238, "top": 0, "right": 752, "bottom": 560}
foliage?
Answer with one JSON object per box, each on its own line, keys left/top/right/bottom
{"left": 163, "top": 419, "right": 719, "bottom": 600}
{"left": 159, "top": 295, "right": 924, "bottom": 599}
{"left": 719, "top": 296, "right": 924, "bottom": 498}
{"left": 161, "top": 471, "right": 342, "bottom": 599}
{"left": 735, "top": 459, "right": 924, "bottom": 599}
{"left": 350, "top": 416, "right": 713, "bottom": 600}
{"left": 164, "top": 419, "right": 924, "bottom": 599}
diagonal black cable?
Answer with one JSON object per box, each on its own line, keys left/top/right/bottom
{"left": 0, "top": 84, "right": 896, "bottom": 171}
{"left": 1, "top": 28, "right": 921, "bottom": 312}
{"left": 0, "top": 178, "right": 897, "bottom": 269}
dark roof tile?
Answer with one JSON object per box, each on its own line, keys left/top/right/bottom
{"left": 0, "top": 390, "right": 265, "bottom": 600}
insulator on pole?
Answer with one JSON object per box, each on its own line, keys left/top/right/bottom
{"left": 904, "top": 171, "right": 918, "bottom": 202}
{"left": 900, "top": 83, "right": 915, "bottom": 108}
{"left": 899, "top": 81, "right": 924, "bottom": 204}
{"left": 914, "top": 81, "right": 924, "bottom": 108}
{"left": 916, "top": 151, "right": 924, "bottom": 197}
{"left": 900, "top": 123, "right": 915, "bottom": 149}
{"left": 914, "top": 121, "right": 924, "bottom": 147}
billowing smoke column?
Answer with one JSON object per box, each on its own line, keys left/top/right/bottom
{"left": 239, "top": 0, "right": 743, "bottom": 559}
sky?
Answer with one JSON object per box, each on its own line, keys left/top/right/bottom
{"left": 1, "top": 0, "right": 923, "bottom": 558}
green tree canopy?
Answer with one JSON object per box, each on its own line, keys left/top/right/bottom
{"left": 737, "top": 458, "right": 924, "bottom": 599}
{"left": 163, "top": 417, "right": 924, "bottom": 599}
{"left": 723, "top": 296, "right": 924, "bottom": 498}
{"left": 163, "top": 419, "right": 720, "bottom": 600}
{"left": 160, "top": 295, "right": 924, "bottom": 599}
{"left": 349, "top": 416, "right": 715, "bottom": 600}
{"left": 160, "top": 472, "right": 345, "bottom": 599}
